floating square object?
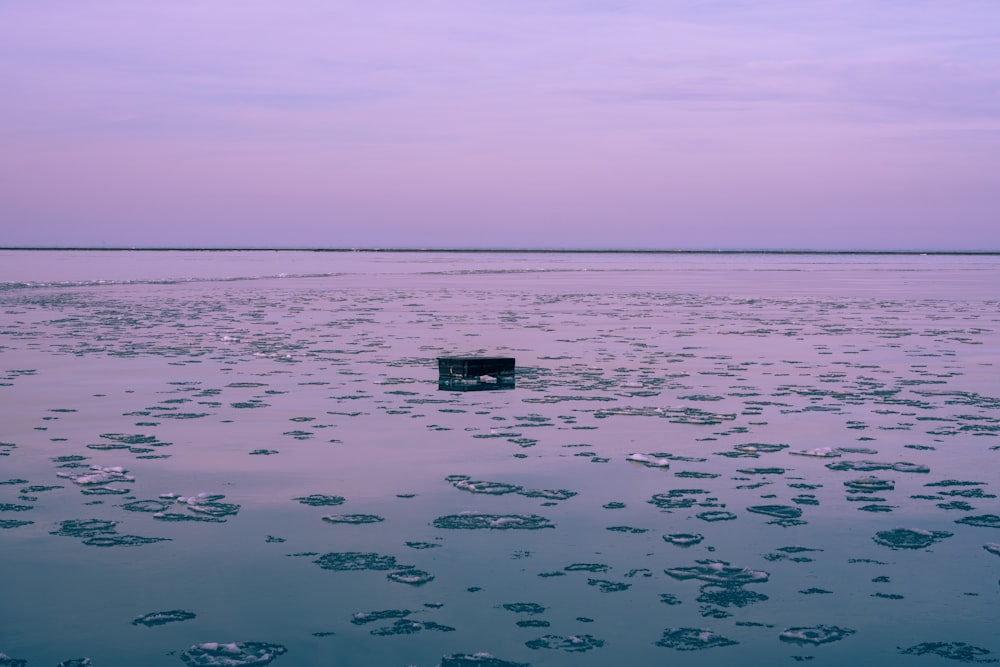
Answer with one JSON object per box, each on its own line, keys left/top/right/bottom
{"left": 438, "top": 357, "right": 515, "bottom": 391}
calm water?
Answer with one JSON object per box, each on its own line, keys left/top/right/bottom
{"left": 1, "top": 251, "right": 998, "bottom": 666}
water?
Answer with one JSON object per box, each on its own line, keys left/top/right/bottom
{"left": 1, "top": 250, "right": 998, "bottom": 666}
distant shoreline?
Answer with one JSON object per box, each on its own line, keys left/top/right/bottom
{"left": 2, "top": 247, "right": 997, "bottom": 256}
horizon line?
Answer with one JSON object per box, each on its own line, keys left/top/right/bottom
{"left": 1, "top": 246, "right": 999, "bottom": 256}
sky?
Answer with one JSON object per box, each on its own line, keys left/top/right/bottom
{"left": 1, "top": 1, "right": 998, "bottom": 251}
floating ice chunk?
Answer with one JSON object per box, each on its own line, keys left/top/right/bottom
{"left": 386, "top": 568, "right": 434, "bottom": 586}
{"left": 321, "top": 514, "right": 384, "bottom": 525}
{"left": 314, "top": 552, "right": 398, "bottom": 571}
{"left": 956, "top": 514, "right": 1000, "bottom": 528}
{"left": 525, "top": 634, "right": 605, "bottom": 652}
{"left": 439, "top": 652, "right": 529, "bottom": 667}
{"left": 984, "top": 543, "right": 1000, "bottom": 556}
{"left": 132, "top": 609, "right": 197, "bottom": 626}
{"left": 57, "top": 465, "right": 134, "bottom": 486}
{"left": 351, "top": 609, "right": 412, "bottom": 625}
{"left": 898, "top": 641, "right": 996, "bottom": 662}
{"left": 0, "top": 653, "right": 27, "bottom": 667}
{"left": 790, "top": 447, "right": 841, "bottom": 458}
{"left": 779, "top": 625, "right": 855, "bottom": 645}
{"left": 664, "top": 561, "right": 769, "bottom": 585}
{"left": 873, "top": 528, "right": 953, "bottom": 550}
{"left": 56, "top": 659, "right": 91, "bottom": 667}
{"left": 654, "top": 627, "right": 738, "bottom": 651}
{"left": 180, "top": 641, "right": 287, "bottom": 666}
{"left": 844, "top": 476, "right": 894, "bottom": 492}
{"left": 433, "top": 513, "right": 555, "bottom": 530}
{"left": 626, "top": 453, "right": 670, "bottom": 468}
{"left": 663, "top": 533, "right": 704, "bottom": 547}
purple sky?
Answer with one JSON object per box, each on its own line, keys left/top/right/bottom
{"left": 2, "top": 1, "right": 998, "bottom": 250}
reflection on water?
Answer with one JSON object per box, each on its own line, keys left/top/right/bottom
{"left": 1, "top": 251, "right": 998, "bottom": 665}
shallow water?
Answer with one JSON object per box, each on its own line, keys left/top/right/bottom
{"left": 1, "top": 250, "right": 999, "bottom": 666}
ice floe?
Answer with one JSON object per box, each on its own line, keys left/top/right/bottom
{"left": 321, "top": 514, "right": 384, "bottom": 525}
{"left": 433, "top": 512, "right": 555, "bottom": 530}
{"left": 790, "top": 447, "right": 840, "bottom": 458}
{"left": 179, "top": 641, "right": 287, "bottom": 666}
{"left": 664, "top": 561, "right": 769, "bottom": 586}
{"left": 626, "top": 452, "right": 670, "bottom": 468}
{"left": 654, "top": 627, "right": 738, "bottom": 651}
{"left": 779, "top": 624, "right": 855, "bottom": 645}
{"left": 872, "top": 528, "right": 953, "bottom": 550}
{"left": 663, "top": 533, "right": 705, "bottom": 547}
{"left": 439, "top": 653, "right": 528, "bottom": 667}
{"left": 898, "top": 641, "right": 997, "bottom": 663}
{"left": 314, "top": 552, "right": 398, "bottom": 571}
{"left": 525, "top": 634, "right": 605, "bottom": 652}
{"left": 57, "top": 465, "right": 134, "bottom": 487}
{"left": 132, "top": 609, "right": 197, "bottom": 626}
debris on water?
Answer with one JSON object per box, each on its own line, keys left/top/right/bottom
{"left": 433, "top": 513, "right": 555, "bottom": 530}
{"left": 132, "top": 609, "right": 197, "bottom": 626}
{"left": 179, "top": 641, "right": 287, "bottom": 666}
{"left": 779, "top": 625, "right": 856, "bottom": 645}
{"left": 525, "top": 634, "right": 605, "bottom": 652}
{"left": 873, "top": 528, "right": 953, "bottom": 550}
{"left": 654, "top": 627, "right": 738, "bottom": 651}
